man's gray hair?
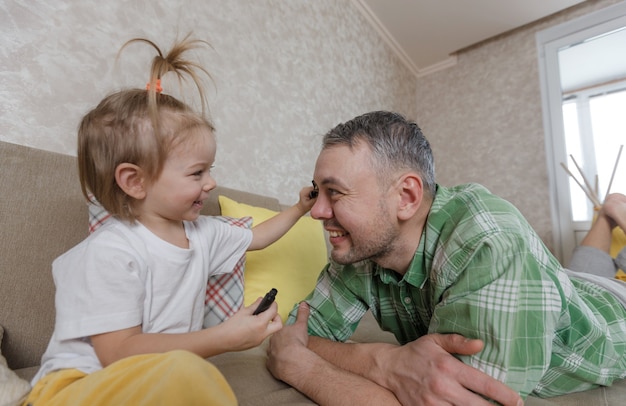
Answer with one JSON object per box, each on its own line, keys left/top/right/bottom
{"left": 322, "top": 111, "right": 436, "bottom": 197}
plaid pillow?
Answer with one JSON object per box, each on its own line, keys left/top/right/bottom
{"left": 86, "top": 197, "right": 251, "bottom": 327}
{"left": 88, "top": 197, "right": 112, "bottom": 233}
{"left": 203, "top": 215, "right": 252, "bottom": 327}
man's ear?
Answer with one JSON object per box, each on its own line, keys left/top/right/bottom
{"left": 115, "top": 163, "right": 147, "bottom": 200}
{"left": 396, "top": 173, "right": 423, "bottom": 221}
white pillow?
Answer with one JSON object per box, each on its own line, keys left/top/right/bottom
{"left": 0, "top": 325, "right": 31, "bottom": 406}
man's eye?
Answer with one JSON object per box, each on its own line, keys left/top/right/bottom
{"left": 328, "top": 188, "right": 342, "bottom": 196}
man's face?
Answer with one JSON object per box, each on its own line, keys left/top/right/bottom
{"left": 311, "top": 141, "right": 400, "bottom": 265}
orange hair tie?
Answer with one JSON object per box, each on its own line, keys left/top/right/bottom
{"left": 146, "top": 79, "right": 163, "bottom": 93}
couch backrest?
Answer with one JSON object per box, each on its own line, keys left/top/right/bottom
{"left": 1, "top": 141, "right": 87, "bottom": 370}
{"left": 0, "top": 140, "right": 281, "bottom": 371}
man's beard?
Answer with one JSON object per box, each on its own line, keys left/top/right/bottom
{"left": 330, "top": 211, "right": 398, "bottom": 265}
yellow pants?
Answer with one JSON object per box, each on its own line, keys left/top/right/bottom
{"left": 23, "top": 350, "right": 237, "bottom": 406}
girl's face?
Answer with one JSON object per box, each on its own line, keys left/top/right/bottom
{"left": 141, "top": 131, "right": 217, "bottom": 227}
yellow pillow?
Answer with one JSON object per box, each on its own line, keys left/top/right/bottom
{"left": 611, "top": 226, "right": 626, "bottom": 281}
{"left": 218, "top": 195, "right": 328, "bottom": 321}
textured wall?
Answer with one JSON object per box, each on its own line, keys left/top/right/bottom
{"left": 414, "top": 0, "right": 621, "bottom": 254}
{"left": 3, "top": 0, "right": 621, "bottom": 254}
{"left": 0, "top": 0, "right": 416, "bottom": 204}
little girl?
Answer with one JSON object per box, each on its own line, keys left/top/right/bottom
{"left": 25, "top": 36, "right": 316, "bottom": 405}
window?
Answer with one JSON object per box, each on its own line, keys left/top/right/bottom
{"left": 537, "top": 1, "right": 626, "bottom": 265}
{"left": 562, "top": 83, "right": 626, "bottom": 222}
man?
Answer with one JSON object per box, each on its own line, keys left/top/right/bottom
{"left": 267, "top": 111, "right": 626, "bottom": 405}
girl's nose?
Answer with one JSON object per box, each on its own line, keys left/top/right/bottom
{"left": 203, "top": 175, "right": 216, "bottom": 192}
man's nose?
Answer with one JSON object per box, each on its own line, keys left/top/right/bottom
{"left": 310, "top": 194, "right": 331, "bottom": 220}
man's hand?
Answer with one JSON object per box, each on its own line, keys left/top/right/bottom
{"left": 374, "top": 334, "right": 523, "bottom": 406}
{"left": 267, "top": 302, "right": 402, "bottom": 405}
{"left": 266, "top": 302, "right": 312, "bottom": 386}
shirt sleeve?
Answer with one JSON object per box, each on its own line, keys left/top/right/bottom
{"left": 287, "top": 261, "right": 368, "bottom": 342}
{"left": 192, "top": 216, "right": 253, "bottom": 277}
{"left": 428, "top": 232, "right": 562, "bottom": 398}
{"left": 52, "top": 228, "right": 147, "bottom": 341}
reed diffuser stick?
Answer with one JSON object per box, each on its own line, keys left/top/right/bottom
{"left": 569, "top": 155, "right": 602, "bottom": 207}
{"left": 560, "top": 162, "right": 601, "bottom": 208}
{"left": 604, "top": 145, "right": 623, "bottom": 201}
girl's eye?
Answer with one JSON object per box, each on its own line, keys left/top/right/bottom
{"left": 192, "top": 165, "right": 214, "bottom": 177}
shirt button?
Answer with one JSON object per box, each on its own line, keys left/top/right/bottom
{"left": 403, "top": 297, "right": 412, "bottom": 304}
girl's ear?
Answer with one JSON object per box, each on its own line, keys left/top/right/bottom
{"left": 115, "top": 163, "right": 147, "bottom": 200}
{"left": 396, "top": 173, "right": 423, "bottom": 221}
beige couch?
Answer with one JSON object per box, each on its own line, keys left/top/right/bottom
{"left": 1, "top": 139, "right": 624, "bottom": 405}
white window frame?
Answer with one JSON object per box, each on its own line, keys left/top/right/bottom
{"left": 536, "top": 1, "right": 626, "bottom": 265}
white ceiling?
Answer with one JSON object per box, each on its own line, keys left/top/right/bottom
{"left": 353, "top": 0, "right": 587, "bottom": 77}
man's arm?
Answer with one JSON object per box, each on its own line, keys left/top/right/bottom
{"left": 267, "top": 302, "right": 401, "bottom": 405}
{"left": 268, "top": 303, "right": 523, "bottom": 406}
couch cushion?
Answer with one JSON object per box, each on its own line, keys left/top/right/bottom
{"left": 209, "top": 340, "right": 315, "bottom": 406}
{"left": 526, "top": 378, "right": 626, "bottom": 406}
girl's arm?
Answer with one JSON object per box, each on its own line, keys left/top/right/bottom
{"left": 91, "top": 297, "right": 281, "bottom": 367}
{"left": 248, "top": 186, "right": 316, "bottom": 251}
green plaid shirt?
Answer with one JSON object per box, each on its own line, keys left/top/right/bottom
{"left": 289, "top": 183, "right": 626, "bottom": 398}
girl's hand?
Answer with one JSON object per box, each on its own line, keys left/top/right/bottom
{"left": 297, "top": 185, "right": 317, "bottom": 213}
{"left": 217, "top": 297, "right": 283, "bottom": 351}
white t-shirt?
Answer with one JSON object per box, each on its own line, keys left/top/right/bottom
{"left": 32, "top": 216, "right": 252, "bottom": 384}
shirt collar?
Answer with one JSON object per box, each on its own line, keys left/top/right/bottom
{"left": 374, "top": 234, "right": 428, "bottom": 288}
{"left": 374, "top": 184, "right": 447, "bottom": 289}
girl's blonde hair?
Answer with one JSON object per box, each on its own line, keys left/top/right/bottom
{"left": 77, "top": 35, "right": 214, "bottom": 222}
